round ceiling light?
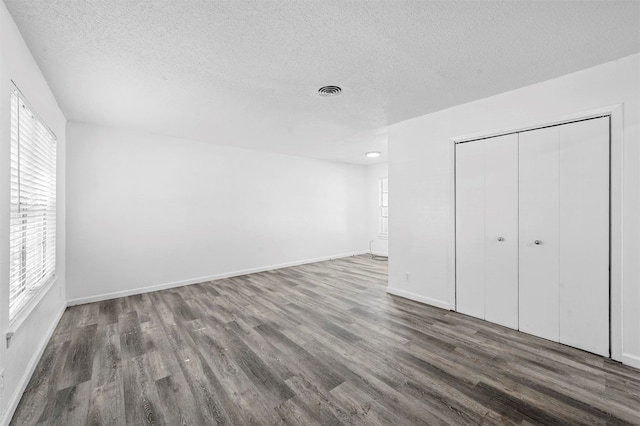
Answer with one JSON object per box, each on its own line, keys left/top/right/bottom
{"left": 366, "top": 151, "right": 381, "bottom": 158}
{"left": 318, "top": 86, "right": 342, "bottom": 97}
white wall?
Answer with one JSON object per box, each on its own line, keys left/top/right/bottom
{"left": 66, "top": 122, "right": 367, "bottom": 302}
{"left": 366, "top": 163, "right": 388, "bottom": 256}
{"left": 388, "top": 54, "right": 640, "bottom": 368}
{"left": 0, "top": 3, "right": 67, "bottom": 424}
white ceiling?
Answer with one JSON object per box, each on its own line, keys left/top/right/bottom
{"left": 4, "top": 1, "right": 639, "bottom": 165}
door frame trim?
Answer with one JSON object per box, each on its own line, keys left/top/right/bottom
{"left": 449, "top": 104, "right": 624, "bottom": 362}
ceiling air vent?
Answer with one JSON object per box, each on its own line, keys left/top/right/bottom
{"left": 318, "top": 86, "right": 342, "bottom": 97}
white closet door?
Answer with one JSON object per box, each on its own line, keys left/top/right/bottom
{"left": 456, "top": 140, "right": 485, "bottom": 320}
{"left": 484, "top": 134, "right": 519, "bottom": 329}
{"left": 456, "top": 134, "right": 518, "bottom": 324}
{"left": 519, "top": 127, "right": 560, "bottom": 342}
{"left": 559, "top": 117, "right": 609, "bottom": 356}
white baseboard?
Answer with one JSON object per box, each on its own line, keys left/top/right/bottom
{"left": 1, "top": 303, "right": 66, "bottom": 426}
{"left": 386, "top": 287, "right": 451, "bottom": 311}
{"left": 67, "top": 251, "right": 368, "bottom": 306}
{"left": 622, "top": 352, "right": 640, "bottom": 369}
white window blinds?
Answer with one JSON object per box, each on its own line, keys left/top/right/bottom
{"left": 9, "top": 88, "right": 57, "bottom": 320}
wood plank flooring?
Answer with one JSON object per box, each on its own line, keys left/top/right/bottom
{"left": 10, "top": 255, "right": 640, "bottom": 425}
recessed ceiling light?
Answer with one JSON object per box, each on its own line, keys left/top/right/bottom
{"left": 366, "top": 151, "right": 381, "bottom": 158}
{"left": 318, "top": 86, "right": 342, "bottom": 97}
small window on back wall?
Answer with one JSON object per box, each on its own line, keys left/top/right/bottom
{"left": 379, "top": 177, "right": 388, "bottom": 237}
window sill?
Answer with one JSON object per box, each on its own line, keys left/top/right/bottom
{"left": 8, "top": 275, "right": 58, "bottom": 337}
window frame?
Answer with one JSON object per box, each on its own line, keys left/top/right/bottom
{"left": 378, "top": 176, "right": 388, "bottom": 238}
{"left": 8, "top": 85, "right": 58, "bottom": 324}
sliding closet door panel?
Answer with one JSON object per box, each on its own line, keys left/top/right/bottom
{"left": 484, "top": 134, "right": 519, "bottom": 329}
{"left": 519, "top": 127, "right": 560, "bottom": 342}
{"left": 456, "top": 141, "right": 485, "bottom": 319}
{"left": 559, "top": 117, "right": 609, "bottom": 356}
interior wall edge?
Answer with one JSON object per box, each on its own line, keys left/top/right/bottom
{"left": 67, "top": 250, "right": 368, "bottom": 306}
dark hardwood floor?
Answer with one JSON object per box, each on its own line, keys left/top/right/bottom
{"left": 10, "top": 255, "right": 640, "bottom": 425}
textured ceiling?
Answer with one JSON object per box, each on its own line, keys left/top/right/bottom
{"left": 4, "top": 0, "right": 640, "bottom": 164}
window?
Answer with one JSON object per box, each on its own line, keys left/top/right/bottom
{"left": 9, "top": 88, "right": 57, "bottom": 320}
{"left": 379, "top": 177, "right": 388, "bottom": 237}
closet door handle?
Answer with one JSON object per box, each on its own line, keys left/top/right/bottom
{"left": 497, "top": 237, "right": 504, "bottom": 242}
{"left": 534, "top": 240, "right": 542, "bottom": 245}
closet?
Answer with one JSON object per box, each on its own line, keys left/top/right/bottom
{"left": 455, "top": 116, "right": 610, "bottom": 357}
